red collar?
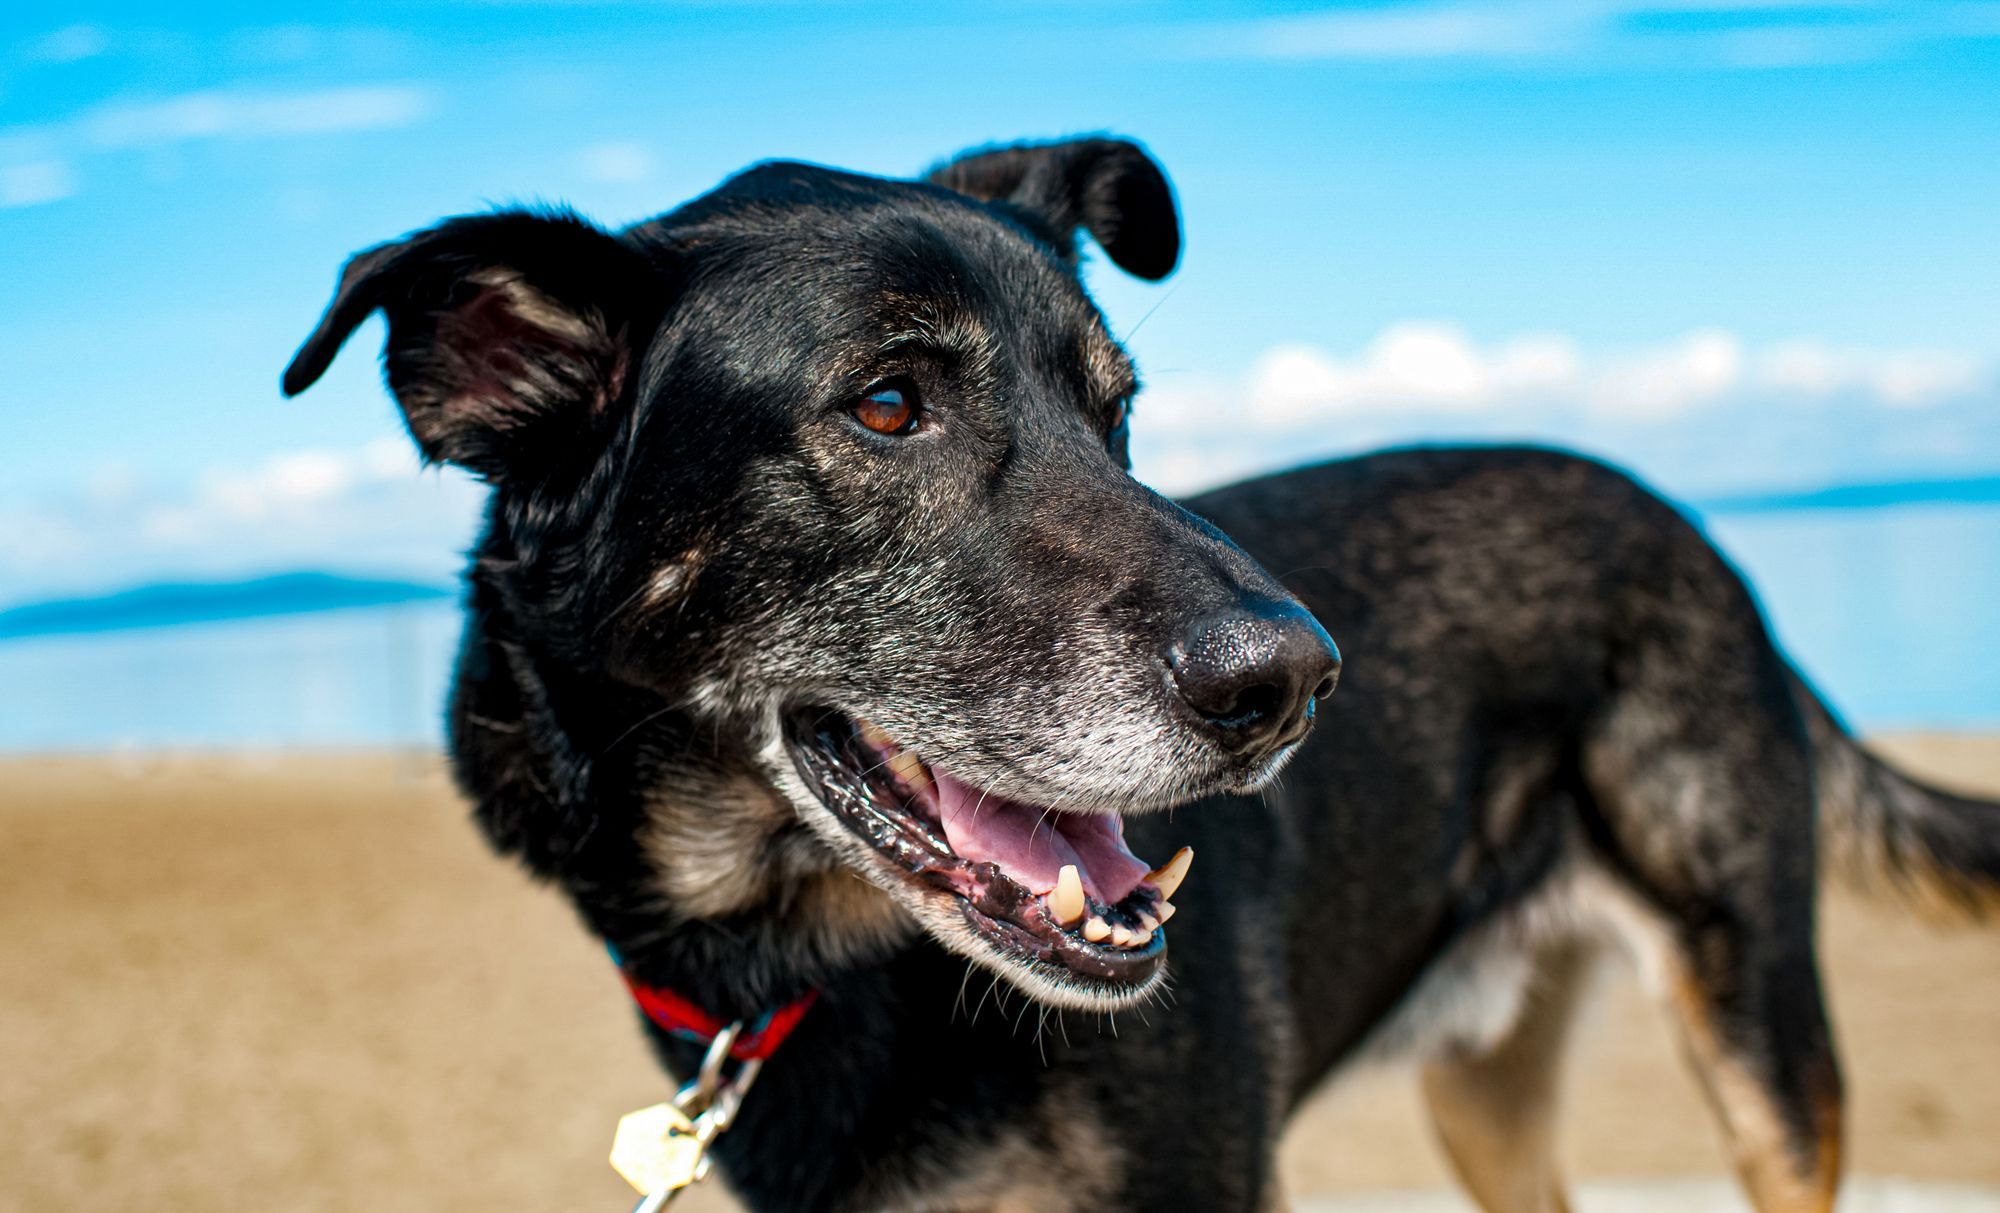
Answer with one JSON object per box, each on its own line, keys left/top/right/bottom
{"left": 612, "top": 960, "right": 818, "bottom": 1062}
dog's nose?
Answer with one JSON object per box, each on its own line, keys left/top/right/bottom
{"left": 1168, "top": 601, "right": 1339, "bottom": 754}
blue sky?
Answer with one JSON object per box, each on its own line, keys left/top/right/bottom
{"left": 3, "top": 1, "right": 1999, "bottom": 603}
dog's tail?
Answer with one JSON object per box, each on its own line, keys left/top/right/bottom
{"left": 1798, "top": 673, "right": 2000, "bottom": 922}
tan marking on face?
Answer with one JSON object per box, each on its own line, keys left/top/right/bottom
{"left": 639, "top": 772, "right": 908, "bottom": 963}
{"left": 638, "top": 560, "right": 694, "bottom": 614}
{"left": 792, "top": 867, "right": 911, "bottom": 961}
{"left": 641, "top": 772, "right": 789, "bottom": 916}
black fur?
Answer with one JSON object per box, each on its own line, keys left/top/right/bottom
{"left": 285, "top": 137, "right": 2000, "bottom": 1213}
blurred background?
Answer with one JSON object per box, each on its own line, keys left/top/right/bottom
{"left": 3, "top": 3, "right": 1997, "bottom": 1211}
{"left": 4, "top": 0, "right": 1998, "bottom": 744}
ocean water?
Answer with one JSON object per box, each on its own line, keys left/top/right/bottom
{"left": 1704, "top": 504, "right": 1998, "bottom": 729}
{"left": 0, "top": 603, "right": 464, "bottom": 750}
{"left": 0, "top": 504, "right": 1992, "bottom": 750}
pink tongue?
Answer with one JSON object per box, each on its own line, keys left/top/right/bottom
{"left": 931, "top": 769, "right": 1152, "bottom": 903}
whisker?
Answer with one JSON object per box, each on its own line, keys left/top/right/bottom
{"left": 971, "top": 972, "right": 1003, "bottom": 1027}
{"left": 603, "top": 702, "right": 679, "bottom": 757}
{"left": 1119, "top": 280, "right": 1181, "bottom": 343}
{"left": 953, "top": 961, "right": 977, "bottom": 1023}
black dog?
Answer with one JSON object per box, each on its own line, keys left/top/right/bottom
{"left": 284, "top": 138, "right": 2000, "bottom": 1213}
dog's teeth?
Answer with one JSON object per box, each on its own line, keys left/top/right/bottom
{"left": 885, "top": 749, "right": 935, "bottom": 796}
{"left": 1147, "top": 847, "right": 1193, "bottom": 900}
{"left": 1050, "top": 865, "right": 1086, "bottom": 926}
{"left": 857, "top": 719, "right": 894, "bottom": 748}
{"left": 1082, "top": 916, "right": 1112, "bottom": 943}
{"left": 1136, "top": 910, "right": 1159, "bottom": 932}
{"left": 1130, "top": 927, "right": 1154, "bottom": 947}
{"left": 855, "top": 718, "right": 935, "bottom": 795}
{"left": 1110, "top": 924, "right": 1134, "bottom": 947}
{"left": 1157, "top": 900, "right": 1177, "bottom": 923}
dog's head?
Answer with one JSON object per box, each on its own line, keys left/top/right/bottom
{"left": 284, "top": 138, "right": 1338, "bottom": 1010}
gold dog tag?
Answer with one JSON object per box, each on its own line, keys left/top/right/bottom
{"left": 610, "top": 1102, "right": 709, "bottom": 1196}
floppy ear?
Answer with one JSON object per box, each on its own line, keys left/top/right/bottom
{"left": 928, "top": 137, "right": 1180, "bottom": 281}
{"left": 281, "top": 210, "right": 663, "bottom": 480}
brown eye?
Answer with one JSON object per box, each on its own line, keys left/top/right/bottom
{"left": 1108, "top": 398, "right": 1131, "bottom": 433}
{"left": 853, "top": 381, "right": 921, "bottom": 436}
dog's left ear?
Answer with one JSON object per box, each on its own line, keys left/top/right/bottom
{"left": 929, "top": 137, "right": 1180, "bottom": 281}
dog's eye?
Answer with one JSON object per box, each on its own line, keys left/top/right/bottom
{"left": 852, "top": 381, "right": 922, "bottom": 436}
{"left": 1106, "top": 398, "right": 1133, "bottom": 467}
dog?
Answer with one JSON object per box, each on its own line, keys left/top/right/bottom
{"left": 283, "top": 137, "right": 2000, "bottom": 1213}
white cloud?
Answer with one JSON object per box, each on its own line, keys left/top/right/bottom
{"left": 577, "top": 140, "right": 657, "bottom": 185}
{"left": 79, "top": 85, "right": 434, "bottom": 149}
{"left": 23, "top": 24, "right": 109, "bottom": 64}
{"left": 1232, "top": 3, "right": 1584, "bottom": 60}
{"left": 0, "top": 159, "right": 76, "bottom": 208}
{"left": 1586, "top": 328, "right": 1742, "bottom": 418}
{"left": 0, "top": 83, "right": 435, "bottom": 209}
{"left": 1188, "top": 0, "right": 2000, "bottom": 68}
{"left": 1251, "top": 323, "right": 1583, "bottom": 423}
{"left": 0, "top": 439, "right": 483, "bottom": 603}
{"left": 145, "top": 438, "right": 426, "bottom": 539}
{"left": 1131, "top": 323, "right": 1999, "bottom": 495}
{"left": 1243, "top": 322, "right": 1763, "bottom": 427}
{"left": 1756, "top": 339, "right": 1984, "bottom": 406}
{"left": 1235, "top": 323, "right": 1991, "bottom": 431}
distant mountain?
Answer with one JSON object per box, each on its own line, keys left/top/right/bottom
{"left": 0, "top": 572, "right": 456, "bottom": 641}
{"left": 3, "top": 471, "right": 1994, "bottom": 642}
{"left": 1696, "top": 473, "right": 2000, "bottom": 515}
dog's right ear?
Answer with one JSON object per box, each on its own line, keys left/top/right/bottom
{"left": 282, "top": 211, "right": 663, "bottom": 481}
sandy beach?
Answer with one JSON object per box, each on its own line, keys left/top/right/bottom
{"left": 4, "top": 736, "right": 1998, "bottom": 1212}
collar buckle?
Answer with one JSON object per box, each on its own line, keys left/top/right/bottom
{"left": 604, "top": 952, "right": 818, "bottom": 1210}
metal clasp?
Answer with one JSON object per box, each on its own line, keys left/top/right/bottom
{"left": 622, "top": 1023, "right": 765, "bottom": 1213}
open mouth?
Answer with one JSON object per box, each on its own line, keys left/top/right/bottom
{"left": 785, "top": 709, "right": 1191, "bottom": 995}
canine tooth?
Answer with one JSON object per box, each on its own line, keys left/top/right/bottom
{"left": 856, "top": 719, "right": 894, "bottom": 748}
{"left": 1110, "top": 924, "right": 1134, "bottom": 947}
{"left": 885, "top": 749, "right": 935, "bottom": 796}
{"left": 1082, "top": 916, "right": 1112, "bottom": 943}
{"left": 1157, "top": 900, "right": 1177, "bottom": 923}
{"left": 1050, "top": 865, "right": 1086, "bottom": 925}
{"left": 1147, "top": 847, "right": 1193, "bottom": 900}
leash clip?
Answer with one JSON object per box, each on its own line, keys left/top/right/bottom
{"left": 613, "top": 1022, "right": 766, "bottom": 1212}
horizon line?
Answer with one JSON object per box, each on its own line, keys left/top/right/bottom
{"left": 2, "top": 470, "right": 1997, "bottom": 637}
